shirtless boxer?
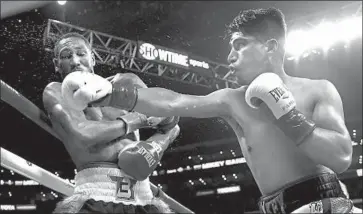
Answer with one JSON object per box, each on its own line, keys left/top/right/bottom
{"left": 42, "top": 33, "right": 180, "bottom": 213}
{"left": 85, "top": 8, "right": 361, "bottom": 213}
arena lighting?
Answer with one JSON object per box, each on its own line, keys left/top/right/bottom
{"left": 150, "top": 157, "right": 247, "bottom": 176}
{"left": 285, "top": 15, "right": 362, "bottom": 57}
{"left": 352, "top": 140, "right": 362, "bottom": 146}
{"left": 16, "top": 204, "right": 36, "bottom": 211}
{"left": 196, "top": 189, "right": 215, "bottom": 196}
{"left": 0, "top": 204, "right": 37, "bottom": 211}
{"left": 0, "top": 179, "right": 39, "bottom": 186}
{"left": 155, "top": 157, "right": 247, "bottom": 176}
{"left": 216, "top": 185, "right": 241, "bottom": 194}
{"left": 0, "top": 205, "right": 15, "bottom": 211}
{"left": 57, "top": 1, "right": 67, "bottom": 5}
{"left": 357, "top": 169, "right": 362, "bottom": 177}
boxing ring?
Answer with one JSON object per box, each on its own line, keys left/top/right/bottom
{"left": 0, "top": 79, "right": 194, "bottom": 214}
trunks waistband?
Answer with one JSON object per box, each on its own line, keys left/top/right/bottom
{"left": 74, "top": 164, "right": 153, "bottom": 206}
{"left": 259, "top": 173, "right": 346, "bottom": 213}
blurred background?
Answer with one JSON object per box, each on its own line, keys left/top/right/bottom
{"left": 0, "top": 1, "right": 362, "bottom": 213}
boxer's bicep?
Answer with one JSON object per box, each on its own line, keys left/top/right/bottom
{"left": 312, "top": 80, "right": 350, "bottom": 139}
{"left": 135, "top": 87, "right": 231, "bottom": 118}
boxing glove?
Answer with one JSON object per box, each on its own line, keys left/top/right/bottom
{"left": 118, "top": 126, "right": 180, "bottom": 181}
{"left": 157, "top": 116, "right": 180, "bottom": 133}
{"left": 62, "top": 71, "right": 112, "bottom": 111}
{"left": 89, "top": 74, "right": 139, "bottom": 111}
{"left": 117, "top": 140, "right": 164, "bottom": 181}
{"left": 117, "top": 112, "right": 151, "bottom": 135}
{"left": 245, "top": 73, "right": 316, "bottom": 145}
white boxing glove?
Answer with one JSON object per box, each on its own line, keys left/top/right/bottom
{"left": 61, "top": 71, "right": 112, "bottom": 111}
{"left": 245, "top": 73, "right": 296, "bottom": 119}
{"left": 245, "top": 73, "right": 317, "bottom": 145}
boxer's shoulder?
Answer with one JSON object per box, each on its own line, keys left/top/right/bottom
{"left": 44, "top": 81, "right": 61, "bottom": 92}
{"left": 310, "top": 79, "right": 337, "bottom": 96}
{"left": 43, "top": 82, "right": 62, "bottom": 109}
{"left": 290, "top": 77, "right": 333, "bottom": 92}
{"left": 289, "top": 77, "right": 339, "bottom": 111}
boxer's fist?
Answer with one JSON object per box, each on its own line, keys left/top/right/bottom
{"left": 245, "top": 73, "right": 316, "bottom": 145}
{"left": 117, "top": 140, "right": 163, "bottom": 181}
{"left": 89, "top": 75, "right": 138, "bottom": 111}
{"left": 157, "top": 116, "right": 180, "bottom": 133}
{"left": 62, "top": 71, "right": 112, "bottom": 111}
{"left": 245, "top": 73, "right": 296, "bottom": 119}
{"left": 117, "top": 112, "right": 151, "bottom": 134}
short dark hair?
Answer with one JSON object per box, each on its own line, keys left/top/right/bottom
{"left": 226, "top": 7, "right": 287, "bottom": 44}
{"left": 53, "top": 32, "right": 92, "bottom": 57}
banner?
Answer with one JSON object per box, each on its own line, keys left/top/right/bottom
{"left": 137, "top": 41, "right": 210, "bottom": 72}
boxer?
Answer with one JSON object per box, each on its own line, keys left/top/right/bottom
{"left": 42, "top": 33, "right": 180, "bottom": 213}
{"left": 87, "top": 8, "right": 359, "bottom": 213}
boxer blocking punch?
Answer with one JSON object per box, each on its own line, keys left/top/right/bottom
{"left": 43, "top": 33, "right": 180, "bottom": 213}
{"left": 61, "top": 71, "right": 180, "bottom": 181}
{"left": 88, "top": 8, "right": 360, "bottom": 213}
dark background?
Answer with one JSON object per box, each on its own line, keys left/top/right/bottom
{"left": 0, "top": 1, "right": 362, "bottom": 213}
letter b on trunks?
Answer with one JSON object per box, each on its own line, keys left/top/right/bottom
{"left": 110, "top": 176, "right": 136, "bottom": 200}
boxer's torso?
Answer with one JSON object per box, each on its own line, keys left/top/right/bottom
{"left": 46, "top": 82, "right": 137, "bottom": 169}
{"left": 223, "top": 77, "right": 333, "bottom": 195}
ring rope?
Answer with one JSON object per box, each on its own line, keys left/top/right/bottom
{"left": 0, "top": 147, "right": 75, "bottom": 196}
{"left": 0, "top": 79, "right": 194, "bottom": 214}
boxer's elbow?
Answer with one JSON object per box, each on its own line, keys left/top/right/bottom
{"left": 331, "top": 136, "right": 353, "bottom": 174}
{"left": 331, "top": 155, "right": 351, "bottom": 174}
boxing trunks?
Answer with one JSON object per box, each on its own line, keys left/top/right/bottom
{"left": 258, "top": 173, "right": 354, "bottom": 213}
{"left": 53, "top": 162, "right": 171, "bottom": 213}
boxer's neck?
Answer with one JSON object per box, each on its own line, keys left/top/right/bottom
{"left": 269, "top": 63, "right": 289, "bottom": 83}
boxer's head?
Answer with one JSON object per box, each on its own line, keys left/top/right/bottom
{"left": 53, "top": 33, "right": 95, "bottom": 80}
{"left": 226, "top": 8, "right": 287, "bottom": 84}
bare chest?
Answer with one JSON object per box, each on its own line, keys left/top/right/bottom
{"left": 227, "top": 85, "right": 316, "bottom": 158}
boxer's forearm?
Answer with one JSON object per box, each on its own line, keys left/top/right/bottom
{"left": 147, "top": 125, "right": 180, "bottom": 150}
{"left": 298, "top": 127, "right": 352, "bottom": 174}
{"left": 76, "top": 120, "right": 127, "bottom": 147}
{"left": 133, "top": 87, "right": 229, "bottom": 118}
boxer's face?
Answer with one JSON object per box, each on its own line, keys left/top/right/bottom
{"left": 227, "top": 32, "right": 270, "bottom": 85}
{"left": 53, "top": 37, "right": 95, "bottom": 80}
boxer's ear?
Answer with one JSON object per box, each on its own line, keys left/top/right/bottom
{"left": 265, "top": 39, "right": 278, "bottom": 53}
{"left": 91, "top": 52, "right": 96, "bottom": 67}
{"left": 53, "top": 58, "right": 60, "bottom": 73}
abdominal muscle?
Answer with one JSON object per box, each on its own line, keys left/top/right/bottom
{"left": 224, "top": 117, "right": 333, "bottom": 195}
{"left": 64, "top": 137, "right": 135, "bottom": 169}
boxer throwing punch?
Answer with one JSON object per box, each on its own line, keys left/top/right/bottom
{"left": 43, "top": 33, "right": 180, "bottom": 213}
{"left": 85, "top": 8, "right": 360, "bottom": 213}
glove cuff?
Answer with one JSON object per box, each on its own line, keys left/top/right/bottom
{"left": 117, "top": 113, "right": 149, "bottom": 134}
{"left": 157, "top": 116, "right": 180, "bottom": 134}
{"left": 109, "top": 82, "right": 138, "bottom": 111}
{"left": 276, "top": 108, "right": 316, "bottom": 146}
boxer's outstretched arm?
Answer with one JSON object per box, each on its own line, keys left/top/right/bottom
{"left": 43, "top": 83, "right": 129, "bottom": 148}
{"left": 133, "top": 87, "right": 232, "bottom": 118}
{"left": 297, "top": 80, "right": 352, "bottom": 174}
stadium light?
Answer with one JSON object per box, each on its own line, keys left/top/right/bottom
{"left": 57, "top": 1, "right": 67, "bottom": 5}
{"left": 285, "top": 15, "right": 362, "bottom": 57}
